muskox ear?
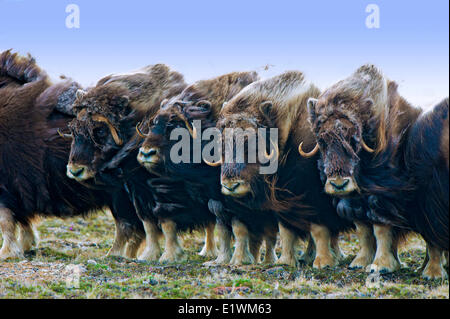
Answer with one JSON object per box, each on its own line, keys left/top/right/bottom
{"left": 307, "top": 98, "right": 318, "bottom": 124}
{"left": 117, "top": 95, "right": 130, "bottom": 107}
{"left": 259, "top": 101, "right": 273, "bottom": 117}
{"left": 196, "top": 100, "right": 212, "bottom": 111}
{"left": 76, "top": 89, "right": 86, "bottom": 101}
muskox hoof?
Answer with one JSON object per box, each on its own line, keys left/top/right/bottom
{"left": 0, "top": 246, "right": 24, "bottom": 261}
{"left": 105, "top": 249, "right": 124, "bottom": 258}
{"left": 198, "top": 246, "right": 218, "bottom": 258}
{"left": 138, "top": 247, "right": 161, "bottom": 262}
{"left": 367, "top": 257, "right": 400, "bottom": 274}
{"left": 263, "top": 251, "right": 278, "bottom": 265}
{"left": 203, "top": 252, "right": 232, "bottom": 266}
{"left": 313, "top": 254, "right": 337, "bottom": 269}
{"left": 276, "top": 256, "right": 297, "bottom": 267}
{"left": 159, "top": 248, "right": 186, "bottom": 263}
{"left": 230, "top": 252, "right": 255, "bottom": 266}
{"left": 349, "top": 254, "right": 374, "bottom": 270}
{"left": 422, "top": 263, "right": 448, "bottom": 280}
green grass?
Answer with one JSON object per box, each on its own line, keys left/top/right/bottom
{"left": 0, "top": 212, "right": 448, "bottom": 299}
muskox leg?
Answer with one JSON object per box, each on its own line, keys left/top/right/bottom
{"left": 199, "top": 222, "right": 217, "bottom": 258}
{"left": 230, "top": 219, "right": 254, "bottom": 265}
{"left": 263, "top": 234, "right": 278, "bottom": 265}
{"left": 0, "top": 207, "right": 23, "bottom": 260}
{"left": 368, "top": 225, "right": 401, "bottom": 273}
{"left": 422, "top": 244, "right": 448, "bottom": 280}
{"left": 310, "top": 224, "right": 337, "bottom": 269}
{"left": 138, "top": 220, "right": 162, "bottom": 261}
{"left": 444, "top": 251, "right": 449, "bottom": 267}
{"left": 349, "top": 222, "right": 376, "bottom": 270}
{"left": 331, "top": 234, "right": 346, "bottom": 262}
{"left": 299, "top": 235, "right": 316, "bottom": 265}
{"left": 249, "top": 237, "right": 263, "bottom": 263}
{"left": 159, "top": 220, "right": 185, "bottom": 263}
{"left": 276, "top": 223, "right": 298, "bottom": 267}
{"left": 203, "top": 221, "right": 232, "bottom": 266}
{"left": 18, "top": 221, "right": 40, "bottom": 252}
{"left": 124, "top": 231, "right": 145, "bottom": 259}
{"left": 106, "top": 220, "right": 129, "bottom": 258}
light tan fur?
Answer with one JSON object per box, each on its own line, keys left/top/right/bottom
{"left": 263, "top": 235, "right": 278, "bottom": 264}
{"left": 230, "top": 219, "right": 254, "bottom": 265}
{"left": 159, "top": 220, "right": 186, "bottom": 263}
{"left": 331, "top": 234, "right": 346, "bottom": 261}
{"left": 220, "top": 71, "right": 321, "bottom": 155}
{"left": 349, "top": 222, "right": 377, "bottom": 269}
{"left": 368, "top": 224, "right": 401, "bottom": 273}
{"left": 300, "top": 235, "right": 316, "bottom": 264}
{"left": 276, "top": 223, "right": 298, "bottom": 267}
{"left": 198, "top": 222, "right": 217, "bottom": 258}
{"left": 422, "top": 245, "right": 448, "bottom": 280}
{"left": 18, "top": 222, "right": 40, "bottom": 252}
{"left": 0, "top": 208, "right": 23, "bottom": 260}
{"left": 310, "top": 224, "right": 338, "bottom": 269}
{"left": 106, "top": 221, "right": 129, "bottom": 258}
{"left": 203, "top": 223, "right": 233, "bottom": 266}
{"left": 138, "top": 220, "right": 163, "bottom": 261}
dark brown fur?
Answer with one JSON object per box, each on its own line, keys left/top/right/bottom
{"left": 0, "top": 51, "right": 145, "bottom": 254}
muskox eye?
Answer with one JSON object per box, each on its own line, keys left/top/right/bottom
{"left": 94, "top": 127, "right": 108, "bottom": 139}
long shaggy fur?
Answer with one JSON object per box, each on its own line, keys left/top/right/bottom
{"left": 0, "top": 50, "right": 144, "bottom": 240}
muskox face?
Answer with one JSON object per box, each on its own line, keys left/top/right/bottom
{"left": 216, "top": 101, "right": 277, "bottom": 200}
{"left": 137, "top": 99, "right": 209, "bottom": 173}
{"left": 304, "top": 97, "right": 375, "bottom": 196}
{"left": 66, "top": 90, "right": 129, "bottom": 182}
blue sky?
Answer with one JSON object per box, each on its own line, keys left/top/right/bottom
{"left": 1, "top": 0, "right": 448, "bottom": 109}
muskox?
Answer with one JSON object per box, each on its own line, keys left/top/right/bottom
{"left": 301, "top": 64, "right": 436, "bottom": 274}
{"left": 66, "top": 63, "right": 190, "bottom": 261}
{"left": 214, "top": 71, "right": 354, "bottom": 268}
{"left": 0, "top": 50, "right": 145, "bottom": 260}
{"left": 137, "top": 71, "right": 261, "bottom": 264}
{"left": 362, "top": 98, "right": 449, "bottom": 279}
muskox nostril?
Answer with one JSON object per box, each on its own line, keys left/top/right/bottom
{"left": 140, "top": 148, "right": 157, "bottom": 157}
{"left": 330, "top": 179, "right": 349, "bottom": 190}
{"left": 70, "top": 167, "right": 84, "bottom": 177}
{"left": 223, "top": 182, "right": 240, "bottom": 192}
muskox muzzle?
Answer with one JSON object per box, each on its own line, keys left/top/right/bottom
{"left": 220, "top": 178, "right": 251, "bottom": 198}
{"left": 325, "top": 176, "right": 359, "bottom": 196}
{"left": 137, "top": 146, "right": 161, "bottom": 169}
{"left": 66, "top": 163, "right": 94, "bottom": 181}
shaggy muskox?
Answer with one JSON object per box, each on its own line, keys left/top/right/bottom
{"left": 136, "top": 71, "right": 261, "bottom": 264}
{"left": 361, "top": 98, "right": 449, "bottom": 279}
{"left": 300, "top": 64, "right": 447, "bottom": 276}
{"left": 214, "top": 71, "right": 354, "bottom": 268}
{"left": 66, "top": 64, "right": 191, "bottom": 261}
{"left": 0, "top": 50, "right": 145, "bottom": 260}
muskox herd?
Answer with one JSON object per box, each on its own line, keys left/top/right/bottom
{"left": 0, "top": 50, "right": 448, "bottom": 280}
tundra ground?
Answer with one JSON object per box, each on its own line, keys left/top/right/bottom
{"left": 0, "top": 211, "right": 448, "bottom": 299}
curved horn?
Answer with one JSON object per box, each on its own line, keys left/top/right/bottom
{"left": 298, "top": 142, "right": 319, "bottom": 158}
{"left": 203, "top": 157, "right": 222, "bottom": 167}
{"left": 57, "top": 129, "right": 73, "bottom": 139}
{"left": 183, "top": 119, "right": 197, "bottom": 139}
{"left": 264, "top": 137, "right": 279, "bottom": 161}
{"left": 136, "top": 122, "right": 149, "bottom": 138}
{"left": 92, "top": 114, "right": 123, "bottom": 146}
{"left": 361, "top": 138, "right": 375, "bottom": 153}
